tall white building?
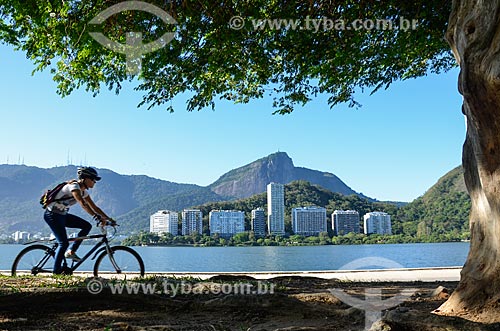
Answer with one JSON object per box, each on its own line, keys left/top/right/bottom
{"left": 267, "top": 182, "right": 285, "bottom": 235}
{"left": 182, "top": 209, "right": 203, "bottom": 235}
{"left": 150, "top": 210, "right": 178, "bottom": 235}
{"left": 332, "top": 210, "right": 360, "bottom": 235}
{"left": 251, "top": 208, "right": 266, "bottom": 237}
{"left": 292, "top": 206, "right": 327, "bottom": 236}
{"left": 364, "top": 212, "right": 392, "bottom": 235}
{"left": 12, "top": 231, "right": 30, "bottom": 241}
{"left": 209, "top": 210, "right": 245, "bottom": 238}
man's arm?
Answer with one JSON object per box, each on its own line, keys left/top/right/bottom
{"left": 71, "top": 189, "right": 100, "bottom": 218}
{"left": 83, "top": 195, "right": 111, "bottom": 221}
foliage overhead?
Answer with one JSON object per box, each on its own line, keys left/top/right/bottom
{"left": 0, "top": 0, "right": 454, "bottom": 113}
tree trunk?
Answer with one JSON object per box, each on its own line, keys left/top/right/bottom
{"left": 436, "top": 0, "right": 500, "bottom": 321}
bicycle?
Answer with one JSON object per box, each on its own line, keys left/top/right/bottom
{"left": 11, "top": 221, "right": 145, "bottom": 277}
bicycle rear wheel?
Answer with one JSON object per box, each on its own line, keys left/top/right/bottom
{"left": 93, "top": 246, "right": 145, "bottom": 277}
{"left": 11, "top": 244, "right": 55, "bottom": 276}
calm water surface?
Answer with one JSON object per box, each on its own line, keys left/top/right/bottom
{"left": 0, "top": 242, "right": 469, "bottom": 272}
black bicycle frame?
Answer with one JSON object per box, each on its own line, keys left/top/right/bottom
{"left": 47, "top": 234, "right": 110, "bottom": 272}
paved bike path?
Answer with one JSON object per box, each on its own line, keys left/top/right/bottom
{"left": 0, "top": 266, "right": 462, "bottom": 281}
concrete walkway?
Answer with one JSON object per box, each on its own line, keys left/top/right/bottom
{"left": 139, "top": 267, "right": 462, "bottom": 282}
{"left": 2, "top": 267, "right": 462, "bottom": 282}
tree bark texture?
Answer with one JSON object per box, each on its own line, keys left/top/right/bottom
{"left": 437, "top": 0, "right": 500, "bottom": 320}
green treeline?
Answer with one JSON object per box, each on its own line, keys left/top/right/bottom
{"left": 121, "top": 231, "right": 467, "bottom": 247}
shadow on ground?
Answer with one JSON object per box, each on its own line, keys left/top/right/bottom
{"left": 1, "top": 276, "right": 499, "bottom": 331}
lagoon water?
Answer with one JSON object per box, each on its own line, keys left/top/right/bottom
{"left": 0, "top": 242, "right": 469, "bottom": 272}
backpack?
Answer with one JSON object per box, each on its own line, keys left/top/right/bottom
{"left": 39, "top": 182, "right": 73, "bottom": 209}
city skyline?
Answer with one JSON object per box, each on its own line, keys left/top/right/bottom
{"left": 147, "top": 206, "right": 390, "bottom": 238}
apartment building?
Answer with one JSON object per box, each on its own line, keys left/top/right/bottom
{"left": 209, "top": 210, "right": 245, "bottom": 238}
{"left": 181, "top": 209, "right": 203, "bottom": 236}
{"left": 364, "top": 211, "right": 392, "bottom": 235}
{"left": 332, "top": 210, "right": 360, "bottom": 235}
{"left": 251, "top": 207, "right": 267, "bottom": 237}
{"left": 292, "top": 206, "right": 327, "bottom": 236}
{"left": 150, "top": 210, "right": 178, "bottom": 235}
{"left": 267, "top": 182, "right": 285, "bottom": 235}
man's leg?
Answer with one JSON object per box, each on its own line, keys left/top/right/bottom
{"left": 65, "top": 214, "right": 92, "bottom": 253}
{"left": 43, "top": 211, "right": 68, "bottom": 274}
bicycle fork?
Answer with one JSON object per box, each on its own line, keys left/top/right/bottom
{"left": 105, "top": 244, "right": 122, "bottom": 273}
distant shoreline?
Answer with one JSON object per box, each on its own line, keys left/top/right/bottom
{"left": 1, "top": 239, "right": 471, "bottom": 247}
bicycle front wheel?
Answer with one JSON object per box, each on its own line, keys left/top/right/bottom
{"left": 11, "top": 244, "right": 55, "bottom": 276}
{"left": 93, "top": 246, "right": 145, "bottom": 277}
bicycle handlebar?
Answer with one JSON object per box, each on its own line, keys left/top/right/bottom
{"left": 95, "top": 218, "right": 118, "bottom": 227}
{"left": 95, "top": 219, "right": 118, "bottom": 238}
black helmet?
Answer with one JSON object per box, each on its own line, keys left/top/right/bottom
{"left": 77, "top": 167, "right": 101, "bottom": 181}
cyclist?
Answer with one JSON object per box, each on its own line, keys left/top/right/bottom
{"left": 43, "top": 166, "right": 111, "bottom": 274}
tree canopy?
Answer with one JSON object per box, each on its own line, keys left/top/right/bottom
{"left": 0, "top": 0, "right": 454, "bottom": 113}
{"left": 10, "top": 0, "right": 500, "bottom": 321}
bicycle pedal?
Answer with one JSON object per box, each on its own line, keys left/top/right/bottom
{"left": 61, "top": 266, "right": 73, "bottom": 275}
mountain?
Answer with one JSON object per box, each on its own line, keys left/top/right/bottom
{"left": 0, "top": 164, "right": 225, "bottom": 234}
{"left": 394, "top": 166, "right": 471, "bottom": 237}
{"left": 0, "top": 153, "right": 372, "bottom": 236}
{"left": 422, "top": 165, "right": 467, "bottom": 195}
{"left": 208, "top": 152, "right": 364, "bottom": 199}
{"left": 2, "top": 154, "right": 466, "bottom": 238}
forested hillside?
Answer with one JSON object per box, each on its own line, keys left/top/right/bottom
{"left": 395, "top": 166, "right": 470, "bottom": 240}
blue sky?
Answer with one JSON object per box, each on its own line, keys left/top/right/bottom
{"left": 0, "top": 44, "right": 464, "bottom": 202}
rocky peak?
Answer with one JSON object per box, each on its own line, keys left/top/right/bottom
{"left": 208, "top": 152, "right": 359, "bottom": 199}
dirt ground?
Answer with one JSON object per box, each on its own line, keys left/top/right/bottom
{"left": 1, "top": 275, "right": 500, "bottom": 331}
